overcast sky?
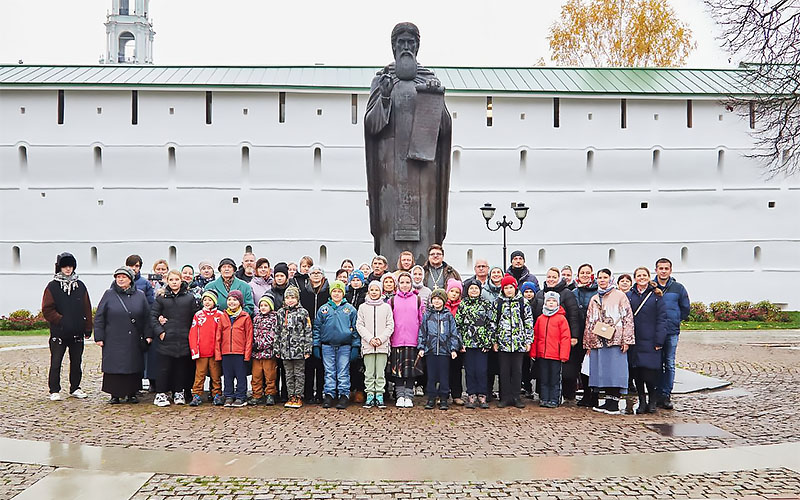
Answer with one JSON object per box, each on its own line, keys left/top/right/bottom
{"left": 0, "top": 0, "right": 735, "bottom": 68}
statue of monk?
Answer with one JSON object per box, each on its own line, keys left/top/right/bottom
{"left": 364, "top": 22, "right": 452, "bottom": 266}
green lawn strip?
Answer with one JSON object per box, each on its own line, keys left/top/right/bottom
{"left": 0, "top": 329, "right": 49, "bottom": 336}
{"left": 682, "top": 311, "right": 800, "bottom": 331}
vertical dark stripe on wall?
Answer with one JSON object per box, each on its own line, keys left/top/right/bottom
{"left": 687, "top": 99, "right": 693, "bottom": 128}
{"left": 205, "top": 91, "right": 212, "bottom": 124}
{"left": 57, "top": 90, "right": 64, "bottom": 124}
{"left": 131, "top": 90, "right": 138, "bottom": 125}
{"left": 553, "top": 98, "right": 560, "bottom": 128}
{"left": 620, "top": 99, "right": 627, "bottom": 129}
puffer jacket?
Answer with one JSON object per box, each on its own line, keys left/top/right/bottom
{"left": 573, "top": 281, "right": 599, "bottom": 326}
{"left": 627, "top": 285, "right": 668, "bottom": 370}
{"left": 356, "top": 301, "right": 394, "bottom": 355}
{"left": 274, "top": 304, "right": 312, "bottom": 360}
{"left": 313, "top": 299, "right": 359, "bottom": 348}
{"left": 346, "top": 286, "right": 367, "bottom": 310}
{"left": 656, "top": 277, "right": 690, "bottom": 335}
{"left": 301, "top": 279, "right": 330, "bottom": 325}
{"left": 531, "top": 306, "right": 571, "bottom": 362}
{"left": 189, "top": 308, "right": 223, "bottom": 359}
{"left": 215, "top": 311, "right": 253, "bottom": 361}
{"left": 390, "top": 291, "right": 425, "bottom": 347}
{"left": 506, "top": 265, "right": 540, "bottom": 292}
{"left": 531, "top": 280, "right": 583, "bottom": 340}
{"left": 252, "top": 310, "right": 278, "bottom": 359}
{"left": 417, "top": 306, "right": 461, "bottom": 355}
{"left": 491, "top": 293, "right": 534, "bottom": 352}
{"left": 455, "top": 296, "right": 493, "bottom": 350}
{"left": 249, "top": 276, "right": 272, "bottom": 304}
{"left": 149, "top": 282, "right": 200, "bottom": 358}
{"left": 583, "top": 288, "right": 635, "bottom": 349}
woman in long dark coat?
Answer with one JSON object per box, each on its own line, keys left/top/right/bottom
{"left": 572, "top": 263, "right": 598, "bottom": 406}
{"left": 94, "top": 267, "right": 151, "bottom": 404}
{"left": 626, "top": 267, "right": 667, "bottom": 413}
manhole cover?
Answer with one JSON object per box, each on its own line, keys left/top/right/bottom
{"left": 645, "top": 423, "right": 736, "bottom": 438}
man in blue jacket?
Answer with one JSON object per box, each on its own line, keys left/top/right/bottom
{"left": 312, "top": 280, "right": 359, "bottom": 410}
{"left": 654, "top": 258, "right": 690, "bottom": 410}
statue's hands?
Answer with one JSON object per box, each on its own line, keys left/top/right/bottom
{"left": 379, "top": 74, "right": 394, "bottom": 98}
{"left": 425, "top": 78, "right": 444, "bottom": 93}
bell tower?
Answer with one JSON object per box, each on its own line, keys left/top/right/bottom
{"left": 103, "top": 0, "right": 155, "bottom": 64}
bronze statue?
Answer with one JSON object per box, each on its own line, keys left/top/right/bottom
{"left": 364, "top": 22, "right": 452, "bottom": 266}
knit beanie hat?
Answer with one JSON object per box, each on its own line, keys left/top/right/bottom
{"left": 201, "top": 290, "right": 218, "bottom": 306}
{"left": 520, "top": 281, "right": 537, "bottom": 294}
{"left": 329, "top": 280, "right": 346, "bottom": 295}
{"left": 198, "top": 260, "right": 213, "bottom": 270}
{"left": 273, "top": 262, "right": 289, "bottom": 278}
{"left": 309, "top": 265, "right": 324, "bottom": 275}
{"left": 284, "top": 286, "right": 300, "bottom": 300}
{"left": 543, "top": 291, "right": 561, "bottom": 317}
{"left": 113, "top": 266, "right": 135, "bottom": 283}
{"left": 381, "top": 273, "right": 396, "bottom": 286}
{"left": 258, "top": 295, "right": 274, "bottom": 311}
{"left": 446, "top": 278, "right": 462, "bottom": 295}
{"left": 466, "top": 281, "right": 482, "bottom": 294}
{"left": 228, "top": 289, "right": 244, "bottom": 305}
{"left": 218, "top": 257, "right": 236, "bottom": 272}
{"left": 430, "top": 288, "right": 447, "bottom": 303}
{"left": 349, "top": 269, "right": 365, "bottom": 283}
{"left": 510, "top": 250, "right": 525, "bottom": 261}
{"left": 367, "top": 280, "right": 382, "bottom": 292}
{"left": 501, "top": 274, "right": 518, "bottom": 290}
{"left": 544, "top": 291, "right": 560, "bottom": 305}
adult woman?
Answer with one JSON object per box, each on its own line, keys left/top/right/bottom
{"left": 94, "top": 267, "right": 150, "bottom": 404}
{"left": 149, "top": 259, "right": 169, "bottom": 295}
{"left": 483, "top": 267, "right": 504, "bottom": 303}
{"left": 340, "top": 259, "right": 355, "bottom": 276}
{"left": 181, "top": 264, "right": 203, "bottom": 300}
{"left": 396, "top": 250, "right": 415, "bottom": 272}
{"left": 560, "top": 266, "right": 576, "bottom": 291}
{"left": 627, "top": 267, "right": 667, "bottom": 414}
{"left": 572, "top": 263, "right": 598, "bottom": 406}
{"left": 250, "top": 258, "right": 273, "bottom": 303}
{"left": 149, "top": 270, "right": 200, "bottom": 406}
{"left": 617, "top": 274, "right": 633, "bottom": 293}
{"left": 193, "top": 260, "right": 216, "bottom": 289}
{"left": 583, "top": 268, "right": 634, "bottom": 415}
{"left": 410, "top": 265, "right": 431, "bottom": 306}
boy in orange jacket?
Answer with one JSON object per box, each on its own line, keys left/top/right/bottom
{"left": 530, "top": 291, "right": 571, "bottom": 408}
{"left": 215, "top": 289, "right": 253, "bottom": 408}
{"left": 189, "top": 290, "right": 224, "bottom": 406}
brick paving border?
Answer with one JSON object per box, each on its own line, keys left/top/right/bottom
{"left": 0, "top": 462, "right": 55, "bottom": 500}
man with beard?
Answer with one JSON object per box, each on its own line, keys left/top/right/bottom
{"left": 235, "top": 252, "right": 256, "bottom": 283}
{"left": 506, "top": 250, "right": 540, "bottom": 293}
{"left": 365, "top": 22, "right": 452, "bottom": 265}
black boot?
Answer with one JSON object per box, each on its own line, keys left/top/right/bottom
{"left": 636, "top": 394, "right": 648, "bottom": 414}
{"left": 322, "top": 394, "right": 334, "bottom": 409}
{"left": 335, "top": 395, "right": 349, "bottom": 410}
{"left": 577, "top": 391, "right": 598, "bottom": 408}
{"left": 647, "top": 396, "right": 658, "bottom": 414}
{"left": 424, "top": 397, "right": 436, "bottom": 410}
{"left": 659, "top": 395, "right": 673, "bottom": 410}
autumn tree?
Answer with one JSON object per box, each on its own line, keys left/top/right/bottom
{"left": 704, "top": 0, "right": 800, "bottom": 177}
{"left": 549, "top": 0, "right": 695, "bottom": 67}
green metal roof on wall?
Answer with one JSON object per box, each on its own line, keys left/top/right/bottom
{"left": 0, "top": 64, "right": 769, "bottom": 96}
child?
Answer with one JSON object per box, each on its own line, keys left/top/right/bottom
{"left": 491, "top": 275, "right": 533, "bottom": 408}
{"left": 444, "top": 279, "right": 465, "bottom": 405}
{"left": 250, "top": 295, "right": 279, "bottom": 406}
{"left": 356, "top": 280, "right": 394, "bottom": 408}
{"left": 531, "top": 292, "right": 571, "bottom": 407}
{"left": 189, "top": 290, "right": 224, "bottom": 406}
{"left": 521, "top": 281, "right": 537, "bottom": 304}
{"left": 381, "top": 273, "right": 397, "bottom": 301}
{"left": 410, "top": 265, "right": 431, "bottom": 306}
{"left": 214, "top": 289, "right": 253, "bottom": 408}
{"left": 455, "top": 281, "right": 492, "bottom": 409}
{"left": 274, "top": 286, "right": 312, "bottom": 408}
{"left": 313, "top": 280, "right": 359, "bottom": 410}
{"left": 390, "top": 273, "right": 425, "bottom": 408}
{"left": 345, "top": 269, "right": 368, "bottom": 401}
{"left": 417, "top": 288, "right": 461, "bottom": 410}
{"left": 345, "top": 270, "right": 367, "bottom": 309}
{"left": 520, "top": 280, "right": 538, "bottom": 398}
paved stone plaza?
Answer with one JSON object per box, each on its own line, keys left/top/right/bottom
{"left": 0, "top": 330, "right": 798, "bottom": 499}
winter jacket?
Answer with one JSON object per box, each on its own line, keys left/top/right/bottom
{"left": 149, "top": 282, "right": 200, "bottom": 358}
{"left": 411, "top": 283, "right": 432, "bottom": 307}
{"left": 252, "top": 310, "right": 278, "bottom": 359}
{"left": 267, "top": 282, "right": 289, "bottom": 311}
{"left": 134, "top": 272, "right": 155, "bottom": 305}
{"left": 455, "top": 296, "right": 493, "bottom": 350}
{"left": 491, "top": 293, "right": 534, "bottom": 352}
{"left": 42, "top": 278, "right": 92, "bottom": 340}
{"left": 422, "top": 261, "right": 461, "bottom": 291}
{"left": 346, "top": 286, "right": 367, "bottom": 310}
{"left": 189, "top": 308, "right": 223, "bottom": 359}
{"left": 506, "top": 265, "right": 540, "bottom": 292}
{"left": 313, "top": 299, "right": 359, "bottom": 348}
{"left": 583, "top": 288, "right": 635, "bottom": 349}
{"left": 249, "top": 276, "right": 272, "bottom": 304}
{"left": 417, "top": 306, "right": 461, "bottom": 355}
{"left": 573, "top": 281, "right": 599, "bottom": 328}
{"left": 463, "top": 275, "right": 496, "bottom": 304}
{"left": 235, "top": 266, "right": 254, "bottom": 283}
{"left": 215, "top": 311, "right": 253, "bottom": 361}
{"left": 531, "top": 280, "right": 582, "bottom": 340}
{"left": 656, "top": 277, "right": 690, "bottom": 336}
{"left": 627, "top": 286, "right": 668, "bottom": 370}
{"left": 274, "top": 304, "right": 312, "bottom": 360}
{"left": 390, "top": 291, "right": 425, "bottom": 347}
{"left": 356, "top": 301, "right": 394, "bottom": 355}
{"left": 483, "top": 281, "right": 502, "bottom": 304}
{"left": 531, "top": 306, "right": 571, "bottom": 362}
{"left": 192, "top": 274, "right": 215, "bottom": 291}
{"left": 204, "top": 276, "right": 255, "bottom": 316}
{"left": 93, "top": 285, "right": 150, "bottom": 375}
{"left": 300, "top": 279, "right": 330, "bottom": 325}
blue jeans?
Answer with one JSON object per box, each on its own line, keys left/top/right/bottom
{"left": 659, "top": 333, "right": 679, "bottom": 398}
{"left": 222, "top": 354, "right": 247, "bottom": 400}
{"left": 426, "top": 355, "right": 450, "bottom": 399}
{"left": 322, "top": 344, "right": 351, "bottom": 398}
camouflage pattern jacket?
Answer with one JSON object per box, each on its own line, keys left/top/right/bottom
{"left": 252, "top": 310, "right": 278, "bottom": 360}
{"left": 490, "top": 293, "right": 534, "bottom": 353}
{"left": 455, "top": 296, "right": 493, "bottom": 350}
{"left": 274, "top": 305, "right": 312, "bottom": 360}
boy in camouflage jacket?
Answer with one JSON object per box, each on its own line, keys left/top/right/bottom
{"left": 455, "top": 281, "right": 493, "bottom": 409}
{"left": 491, "top": 275, "right": 534, "bottom": 408}
{"left": 274, "top": 286, "right": 312, "bottom": 408}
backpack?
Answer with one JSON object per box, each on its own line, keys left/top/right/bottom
{"left": 495, "top": 297, "right": 527, "bottom": 325}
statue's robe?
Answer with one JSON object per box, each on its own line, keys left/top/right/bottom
{"left": 364, "top": 63, "right": 452, "bottom": 265}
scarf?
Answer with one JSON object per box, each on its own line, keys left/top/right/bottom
{"left": 112, "top": 282, "right": 136, "bottom": 296}
{"left": 222, "top": 276, "right": 234, "bottom": 292}
{"left": 597, "top": 283, "right": 616, "bottom": 297}
{"left": 508, "top": 266, "right": 525, "bottom": 282}
{"left": 226, "top": 306, "right": 242, "bottom": 319}
{"left": 54, "top": 272, "right": 80, "bottom": 295}
{"left": 542, "top": 303, "right": 559, "bottom": 317}
{"left": 365, "top": 295, "right": 385, "bottom": 306}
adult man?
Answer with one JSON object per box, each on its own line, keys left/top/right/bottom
{"left": 422, "top": 244, "right": 461, "bottom": 291}
{"left": 366, "top": 255, "right": 389, "bottom": 284}
{"left": 506, "top": 250, "right": 540, "bottom": 292}
{"left": 125, "top": 254, "right": 155, "bottom": 305}
{"left": 654, "top": 258, "right": 690, "bottom": 410}
{"left": 204, "top": 258, "right": 255, "bottom": 316}
{"left": 235, "top": 252, "right": 256, "bottom": 283}
{"left": 463, "top": 258, "right": 490, "bottom": 291}
{"left": 364, "top": 22, "right": 452, "bottom": 264}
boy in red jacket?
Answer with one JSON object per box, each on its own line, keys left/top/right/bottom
{"left": 531, "top": 291, "right": 571, "bottom": 408}
{"left": 189, "top": 290, "right": 224, "bottom": 406}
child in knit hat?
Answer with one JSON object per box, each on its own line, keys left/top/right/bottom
{"left": 250, "top": 295, "right": 279, "bottom": 406}
{"left": 189, "top": 290, "right": 224, "bottom": 406}
{"left": 444, "top": 278, "right": 465, "bottom": 405}
{"left": 531, "top": 291, "right": 571, "bottom": 408}
{"left": 274, "top": 286, "right": 313, "bottom": 408}
{"left": 214, "top": 289, "right": 253, "bottom": 408}
{"left": 455, "top": 281, "right": 493, "bottom": 409}
{"left": 491, "top": 274, "right": 534, "bottom": 408}
{"left": 417, "top": 288, "right": 461, "bottom": 410}
{"left": 345, "top": 270, "right": 367, "bottom": 310}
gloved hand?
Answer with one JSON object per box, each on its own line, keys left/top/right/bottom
{"left": 312, "top": 346, "right": 321, "bottom": 359}
{"left": 350, "top": 348, "right": 360, "bottom": 361}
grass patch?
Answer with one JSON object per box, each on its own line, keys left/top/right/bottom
{"left": 0, "top": 329, "right": 49, "bottom": 336}
{"left": 682, "top": 311, "right": 800, "bottom": 330}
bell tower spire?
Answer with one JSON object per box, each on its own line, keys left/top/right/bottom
{"left": 103, "top": 0, "right": 155, "bottom": 64}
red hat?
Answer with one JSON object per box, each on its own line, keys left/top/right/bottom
{"left": 501, "top": 274, "right": 518, "bottom": 290}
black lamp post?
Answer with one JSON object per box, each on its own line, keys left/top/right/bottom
{"left": 480, "top": 202, "right": 530, "bottom": 271}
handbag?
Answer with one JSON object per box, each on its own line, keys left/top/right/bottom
{"left": 591, "top": 295, "right": 619, "bottom": 340}
{"left": 115, "top": 293, "right": 149, "bottom": 352}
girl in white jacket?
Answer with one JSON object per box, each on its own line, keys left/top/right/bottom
{"left": 356, "top": 281, "right": 395, "bottom": 408}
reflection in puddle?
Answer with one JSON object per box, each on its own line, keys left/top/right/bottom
{"left": 645, "top": 423, "right": 736, "bottom": 438}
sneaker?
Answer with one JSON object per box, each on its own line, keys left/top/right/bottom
{"left": 49, "top": 392, "right": 62, "bottom": 401}
{"left": 395, "top": 396, "right": 406, "bottom": 408}
{"left": 439, "top": 399, "right": 449, "bottom": 410}
{"left": 284, "top": 396, "right": 296, "bottom": 408}
{"left": 70, "top": 389, "right": 88, "bottom": 399}
{"left": 336, "top": 395, "right": 349, "bottom": 410}
{"left": 322, "top": 394, "right": 335, "bottom": 409}
{"left": 294, "top": 397, "right": 304, "bottom": 408}
{"left": 478, "top": 395, "right": 489, "bottom": 409}
{"left": 154, "top": 393, "right": 170, "bottom": 407}
{"left": 424, "top": 397, "right": 436, "bottom": 410}
{"left": 213, "top": 394, "right": 224, "bottom": 406}
{"left": 363, "top": 394, "right": 375, "bottom": 408}
{"left": 465, "top": 395, "right": 476, "bottom": 409}
{"left": 231, "top": 398, "right": 247, "bottom": 407}
{"left": 248, "top": 396, "right": 264, "bottom": 406}
{"left": 376, "top": 394, "right": 386, "bottom": 409}
{"left": 173, "top": 392, "right": 185, "bottom": 405}
{"left": 404, "top": 397, "right": 414, "bottom": 408}
{"left": 414, "top": 386, "right": 424, "bottom": 397}
{"left": 126, "top": 395, "right": 139, "bottom": 404}
{"left": 265, "top": 395, "right": 276, "bottom": 406}
{"left": 453, "top": 397, "right": 465, "bottom": 406}
{"left": 189, "top": 394, "right": 202, "bottom": 407}
{"left": 223, "top": 397, "right": 234, "bottom": 407}
{"left": 593, "top": 398, "right": 621, "bottom": 415}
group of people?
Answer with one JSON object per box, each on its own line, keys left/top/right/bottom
{"left": 43, "top": 244, "right": 690, "bottom": 415}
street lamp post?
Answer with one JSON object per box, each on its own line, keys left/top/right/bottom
{"left": 480, "top": 202, "right": 530, "bottom": 271}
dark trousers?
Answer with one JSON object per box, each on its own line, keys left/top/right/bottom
{"left": 157, "top": 353, "right": 193, "bottom": 394}
{"left": 464, "top": 348, "right": 488, "bottom": 396}
{"left": 425, "top": 355, "right": 450, "bottom": 399}
{"left": 448, "top": 350, "right": 464, "bottom": 399}
{"left": 486, "top": 350, "right": 500, "bottom": 399}
{"left": 48, "top": 337, "right": 84, "bottom": 394}
{"left": 537, "top": 358, "right": 563, "bottom": 404}
{"left": 350, "top": 357, "right": 366, "bottom": 393}
{"left": 632, "top": 366, "right": 659, "bottom": 399}
{"left": 521, "top": 355, "right": 533, "bottom": 393}
{"left": 303, "top": 355, "right": 324, "bottom": 400}
{"left": 498, "top": 351, "right": 524, "bottom": 404}
{"left": 222, "top": 354, "right": 247, "bottom": 400}
{"left": 277, "top": 359, "right": 289, "bottom": 400}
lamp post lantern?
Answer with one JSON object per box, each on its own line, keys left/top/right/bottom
{"left": 480, "top": 202, "right": 529, "bottom": 271}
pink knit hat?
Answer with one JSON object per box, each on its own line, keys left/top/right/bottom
{"left": 446, "top": 278, "right": 462, "bottom": 295}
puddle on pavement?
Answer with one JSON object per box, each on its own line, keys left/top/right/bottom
{"left": 645, "top": 423, "right": 736, "bottom": 438}
{"left": 703, "top": 387, "right": 752, "bottom": 398}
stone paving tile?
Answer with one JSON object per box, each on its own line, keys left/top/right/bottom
{"left": 0, "top": 335, "right": 798, "bottom": 458}
{"left": 128, "top": 468, "right": 800, "bottom": 500}
{"left": 0, "top": 461, "right": 55, "bottom": 500}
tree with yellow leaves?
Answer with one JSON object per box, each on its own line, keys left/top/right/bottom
{"left": 549, "top": 0, "right": 695, "bottom": 67}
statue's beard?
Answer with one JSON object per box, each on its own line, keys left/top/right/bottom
{"left": 395, "top": 52, "right": 417, "bottom": 81}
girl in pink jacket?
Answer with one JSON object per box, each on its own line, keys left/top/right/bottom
{"left": 388, "top": 272, "right": 426, "bottom": 407}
